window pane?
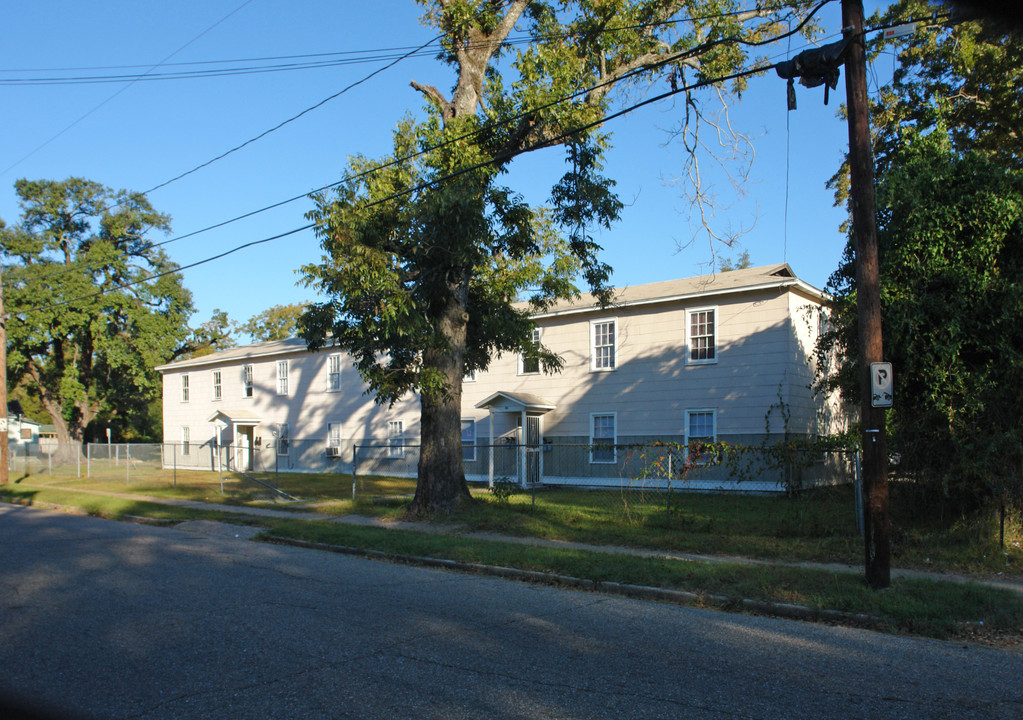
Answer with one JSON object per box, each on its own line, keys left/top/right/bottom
{"left": 388, "top": 421, "right": 404, "bottom": 458}
{"left": 593, "top": 321, "right": 615, "bottom": 370}
{"left": 689, "top": 310, "right": 716, "bottom": 361}
{"left": 243, "top": 365, "right": 253, "bottom": 397}
{"left": 328, "top": 355, "right": 341, "bottom": 391}
{"left": 461, "top": 420, "right": 476, "bottom": 462}
{"left": 277, "top": 361, "right": 289, "bottom": 395}
{"left": 591, "top": 414, "right": 615, "bottom": 463}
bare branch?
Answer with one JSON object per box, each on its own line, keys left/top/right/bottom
{"left": 410, "top": 80, "right": 454, "bottom": 122}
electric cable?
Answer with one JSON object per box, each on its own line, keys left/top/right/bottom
{"left": 11, "top": 0, "right": 835, "bottom": 288}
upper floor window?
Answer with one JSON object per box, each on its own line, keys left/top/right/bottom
{"left": 277, "top": 361, "right": 289, "bottom": 395}
{"left": 327, "top": 354, "right": 342, "bottom": 392}
{"left": 590, "top": 413, "right": 617, "bottom": 464}
{"left": 591, "top": 319, "right": 616, "bottom": 371}
{"left": 519, "top": 327, "right": 541, "bottom": 375}
{"left": 211, "top": 370, "right": 222, "bottom": 401}
{"left": 181, "top": 375, "right": 190, "bottom": 403}
{"left": 687, "top": 308, "right": 717, "bottom": 364}
{"left": 242, "top": 364, "right": 253, "bottom": 398}
{"left": 388, "top": 421, "right": 404, "bottom": 458}
{"left": 464, "top": 369, "right": 477, "bottom": 382}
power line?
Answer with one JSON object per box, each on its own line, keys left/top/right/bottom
{"left": 141, "top": 35, "right": 442, "bottom": 195}
{"left": 13, "top": 1, "right": 834, "bottom": 288}
{"left": 0, "top": 0, "right": 258, "bottom": 180}
{"left": 12, "top": 42, "right": 820, "bottom": 317}
{"left": 0, "top": 4, "right": 792, "bottom": 84}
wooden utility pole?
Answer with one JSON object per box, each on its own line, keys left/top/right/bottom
{"left": 842, "top": 0, "right": 890, "bottom": 588}
{"left": 0, "top": 261, "right": 8, "bottom": 485}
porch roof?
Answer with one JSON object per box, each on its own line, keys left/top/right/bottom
{"left": 207, "top": 409, "right": 262, "bottom": 426}
{"left": 475, "top": 391, "right": 556, "bottom": 414}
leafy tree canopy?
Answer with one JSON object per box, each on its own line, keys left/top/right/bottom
{"left": 1, "top": 178, "right": 194, "bottom": 445}
{"left": 818, "top": 133, "right": 1023, "bottom": 509}
{"left": 238, "top": 303, "right": 307, "bottom": 342}
{"left": 830, "top": 0, "right": 1023, "bottom": 203}
{"left": 301, "top": 0, "right": 821, "bottom": 514}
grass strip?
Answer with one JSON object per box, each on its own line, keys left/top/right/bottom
{"left": 263, "top": 518, "right": 1023, "bottom": 640}
{"left": 0, "top": 485, "right": 267, "bottom": 525}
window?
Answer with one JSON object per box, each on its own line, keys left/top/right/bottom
{"left": 464, "top": 370, "right": 477, "bottom": 382}
{"left": 591, "top": 320, "right": 616, "bottom": 371}
{"left": 277, "top": 423, "right": 289, "bottom": 456}
{"left": 519, "top": 327, "right": 541, "bottom": 375}
{"left": 327, "top": 354, "right": 342, "bottom": 392}
{"left": 181, "top": 374, "right": 190, "bottom": 403}
{"left": 327, "top": 422, "right": 342, "bottom": 447}
{"left": 685, "top": 409, "right": 716, "bottom": 463}
{"left": 181, "top": 426, "right": 190, "bottom": 456}
{"left": 388, "top": 421, "right": 404, "bottom": 458}
{"left": 242, "top": 364, "right": 253, "bottom": 398}
{"left": 461, "top": 419, "right": 476, "bottom": 462}
{"left": 277, "top": 361, "right": 289, "bottom": 395}
{"left": 590, "top": 413, "right": 616, "bottom": 464}
{"left": 687, "top": 308, "right": 717, "bottom": 363}
{"left": 212, "top": 370, "right": 222, "bottom": 401}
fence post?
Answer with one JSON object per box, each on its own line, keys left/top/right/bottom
{"left": 87, "top": 443, "right": 91, "bottom": 477}
{"left": 854, "top": 451, "right": 864, "bottom": 536}
{"left": 352, "top": 444, "right": 357, "bottom": 501}
{"left": 77, "top": 446, "right": 81, "bottom": 478}
{"left": 666, "top": 452, "right": 673, "bottom": 528}
{"left": 126, "top": 444, "right": 131, "bottom": 485}
{"left": 173, "top": 443, "right": 177, "bottom": 488}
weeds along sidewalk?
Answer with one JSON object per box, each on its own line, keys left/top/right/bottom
{"left": 10, "top": 483, "right": 1022, "bottom": 599}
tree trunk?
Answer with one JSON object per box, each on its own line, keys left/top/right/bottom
{"left": 408, "top": 285, "right": 473, "bottom": 515}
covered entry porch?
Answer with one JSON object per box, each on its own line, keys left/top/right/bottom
{"left": 207, "top": 409, "right": 262, "bottom": 472}
{"left": 475, "top": 391, "right": 555, "bottom": 488}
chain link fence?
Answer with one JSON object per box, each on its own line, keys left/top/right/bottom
{"left": 7, "top": 439, "right": 858, "bottom": 523}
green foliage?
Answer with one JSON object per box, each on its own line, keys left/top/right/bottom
{"left": 1, "top": 178, "right": 194, "bottom": 443}
{"left": 301, "top": 1, "right": 822, "bottom": 511}
{"left": 819, "top": 133, "right": 1023, "bottom": 511}
{"left": 238, "top": 303, "right": 307, "bottom": 342}
{"left": 830, "top": 0, "right": 1023, "bottom": 206}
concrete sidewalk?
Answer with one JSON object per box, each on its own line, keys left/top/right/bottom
{"left": 7, "top": 483, "right": 1023, "bottom": 597}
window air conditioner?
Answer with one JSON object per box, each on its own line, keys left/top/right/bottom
{"left": 325, "top": 446, "right": 342, "bottom": 459}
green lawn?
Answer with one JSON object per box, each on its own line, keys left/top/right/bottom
{"left": 3, "top": 476, "right": 1021, "bottom": 643}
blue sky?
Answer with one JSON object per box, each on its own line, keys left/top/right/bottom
{"left": 1, "top": 1, "right": 893, "bottom": 339}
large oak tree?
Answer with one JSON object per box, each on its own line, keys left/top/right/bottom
{"left": 301, "top": 0, "right": 820, "bottom": 514}
{"left": 2, "top": 178, "right": 194, "bottom": 446}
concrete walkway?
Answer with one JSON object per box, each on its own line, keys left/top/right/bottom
{"left": 8, "top": 484, "right": 1023, "bottom": 597}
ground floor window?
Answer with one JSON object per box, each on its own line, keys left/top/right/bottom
{"left": 181, "top": 426, "right": 190, "bottom": 456}
{"left": 590, "top": 413, "right": 616, "bottom": 463}
{"left": 388, "top": 421, "right": 404, "bottom": 458}
{"left": 277, "top": 422, "right": 289, "bottom": 456}
{"left": 685, "top": 409, "right": 716, "bottom": 462}
{"left": 461, "top": 419, "right": 476, "bottom": 462}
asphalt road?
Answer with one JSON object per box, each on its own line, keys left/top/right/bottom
{"left": 1, "top": 504, "right": 1020, "bottom": 720}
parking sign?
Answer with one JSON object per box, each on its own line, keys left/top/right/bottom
{"left": 870, "top": 362, "right": 893, "bottom": 408}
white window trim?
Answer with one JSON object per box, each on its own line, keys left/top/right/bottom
{"left": 589, "top": 412, "right": 617, "bottom": 464}
{"left": 211, "top": 370, "right": 222, "bottom": 402}
{"left": 518, "top": 327, "right": 542, "bottom": 376}
{"left": 181, "top": 426, "right": 190, "bottom": 456}
{"left": 686, "top": 306, "right": 718, "bottom": 365}
{"left": 277, "top": 422, "right": 290, "bottom": 456}
{"left": 388, "top": 421, "right": 404, "bottom": 458}
{"left": 242, "top": 364, "right": 254, "bottom": 398}
{"left": 180, "top": 374, "right": 190, "bottom": 403}
{"left": 327, "top": 421, "right": 342, "bottom": 448}
{"left": 684, "top": 408, "right": 717, "bottom": 462}
{"left": 277, "top": 360, "right": 289, "bottom": 396}
{"left": 461, "top": 418, "right": 477, "bottom": 463}
{"left": 327, "top": 354, "right": 342, "bottom": 393}
{"left": 589, "top": 318, "right": 618, "bottom": 372}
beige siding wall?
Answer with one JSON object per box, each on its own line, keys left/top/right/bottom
{"left": 462, "top": 288, "right": 821, "bottom": 441}
{"left": 161, "top": 287, "right": 839, "bottom": 450}
{"left": 161, "top": 349, "right": 420, "bottom": 447}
